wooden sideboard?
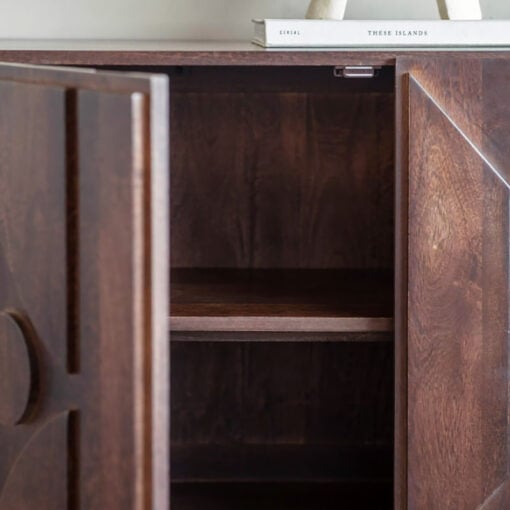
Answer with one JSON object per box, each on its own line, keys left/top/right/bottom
{"left": 0, "top": 42, "right": 509, "bottom": 510}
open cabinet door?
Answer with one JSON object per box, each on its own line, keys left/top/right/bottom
{"left": 0, "top": 64, "right": 168, "bottom": 509}
{"left": 396, "top": 57, "right": 510, "bottom": 509}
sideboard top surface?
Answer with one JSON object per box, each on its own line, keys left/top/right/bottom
{"left": 0, "top": 40, "right": 509, "bottom": 66}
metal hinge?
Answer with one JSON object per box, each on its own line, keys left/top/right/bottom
{"left": 333, "top": 66, "right": 380, "bottom": 78}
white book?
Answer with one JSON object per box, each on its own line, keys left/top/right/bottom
{"left": 252, "top": 19, "right": 510, "bottom": 48}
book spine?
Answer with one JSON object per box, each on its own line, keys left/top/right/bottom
{"left": 261, "top": 20, "right": 510, "bottom": 47}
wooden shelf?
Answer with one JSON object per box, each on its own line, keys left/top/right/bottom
{"left": 170, "top": 269, "right": 393, "bottom": 333}
{"left": 171, "top": 443, "right": 392, "bottom": 483}
{"left": 171, "top": 481, "right": 393, "bottom": 510}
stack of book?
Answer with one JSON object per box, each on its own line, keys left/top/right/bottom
{"left": 252, "top": 19, "right": 510, "bottom": 48}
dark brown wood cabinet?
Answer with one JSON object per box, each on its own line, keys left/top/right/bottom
{"left": 0, "top": 43, "right": 508, "bottom": 510}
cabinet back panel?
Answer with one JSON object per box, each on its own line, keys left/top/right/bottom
{"left": 170, "top": 85, "right": 395, "bottom": 269}
{"left": 170, "top": 340, "right": 393, "bottom": 482}
{"left": 171, "top": 340, "right": 393, "bottom": 446}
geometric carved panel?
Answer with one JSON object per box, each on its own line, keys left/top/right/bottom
{"left": 397, "top": 57, "right": 510, "bottom": 510}
{"left": 0, "top": 413, "right": 69, "bottom": 510}
{"left": 0, "top": 63, "right": 169, "bottom": 510}
{"left": 0, "top": 312, "right": 37, "bottom": 427}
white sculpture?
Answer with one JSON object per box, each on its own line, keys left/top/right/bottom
{"left": 437, "top": 0, "right": 482, "bottom": 20}
{"left": 306, "top": 0, "right": 347, "bottom": 20}
{"left": 306, "top": 0, "right": 482, "bottom": 21}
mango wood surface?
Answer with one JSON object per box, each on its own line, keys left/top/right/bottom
{"left": 171, "top": 340, "right": 394, "bottom": 447}
{"left": 0, "top": 63, "right": 169, "bottom": 510}
{"left": 170, "top": 70, "right": 395, "bottom": 271}
{"left": 0, "top": 40, "right": 509, "bottom": 66}
{"left": 170, "top": 269, "right": 393, "bottom": 332}
{"left": 0, "top": 312, "right": 36, "bottom": 427}
{"left": 170, "top": 340, "right": 393, "bottom": 493}
{"left": 396, "top": 57, "right": 510, "bottom": 510}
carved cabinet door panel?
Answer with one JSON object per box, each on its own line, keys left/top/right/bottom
{"left": 0, "top": 64, "right": 169, "bottom": 509}
{"left": 396, "top": 57, "right": 510, "bottom": 509}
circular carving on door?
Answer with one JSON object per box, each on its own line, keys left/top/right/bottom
{"left": 0, "top": 311, "right": 35, "bottom": 426}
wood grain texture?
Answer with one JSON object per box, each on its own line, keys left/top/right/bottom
{"left": 171, "top": 341, "right": 393, "bottom": 481}
{"left": 0, "top": 79, "right": 68, "bottom": 368}
{"left": 172, "top": 331, "right": 392, "bottom": 343}
{"left": 168, "top": 63, "right": 395, "bottom": 504}
{"left": 77, "top": 89, "right": 151, "bottom": 510}
{"left": 398, "top": 61, "right": 510, "bottom": 510}
{"left": 481, "top": 60, "right": 510, "bottom": 182}
{"left": 479, "top": 479, "right": 510, "bottom": 510}
{"left": 0, "top": 63, "right": 169, "bottom": 510}
{"left": 170, "top": 79, "right": 394, "bottom": 270}
{"left": 0, "top": 63, "right": 154, "bottom": 94}
{"left": 0, "top": 313, "right": 36, "bottom": 426}
{"left": 0, "top": 40, "right": 508, "bottom": 66}
{"left": 170, "top": 268, "right": 393, "bottom": 332}
{"left": 397, "top": 58, "right": 484, "bottom": 155}
{"left": 0, "top": 77, "right": 72, "bottom": 503}
{"left": 397, "top": 57, "right": 510, "bottom": 183}
{"left": 0, "top": 413, "right": 69, "bottom": 510}
{"left": 394, "top": 62, "right": 410, "bottom": 510}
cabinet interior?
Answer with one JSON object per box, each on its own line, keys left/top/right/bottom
{"left": 168, "top": 65, "right": 396, "bottom": 509}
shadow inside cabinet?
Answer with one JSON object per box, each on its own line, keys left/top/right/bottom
{"left": 165, "top": 64, "right": 396, "bottom": 509}
{"left": 171, "top": 482, "right": 393, "bottom": 510}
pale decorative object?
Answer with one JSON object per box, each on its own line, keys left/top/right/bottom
{"left": 306, "top": 0, "right": 482, "bottom": 21}
{"left": 437, "top": 0, "right": 482, "bottom": 19}
{"left": 306, "top": 0, "right": 348, "bottom": 20}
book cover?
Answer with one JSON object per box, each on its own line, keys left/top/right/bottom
{"left": 253, "top": 19, "right": 510, "bottom": 48}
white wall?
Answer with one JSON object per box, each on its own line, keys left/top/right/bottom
{"left": 0, "top": 0, "right": 508, "bottom": 40}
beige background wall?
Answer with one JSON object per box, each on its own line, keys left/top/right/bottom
{"left": 0, "top": 0, "right": 508, "bottom": 40}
